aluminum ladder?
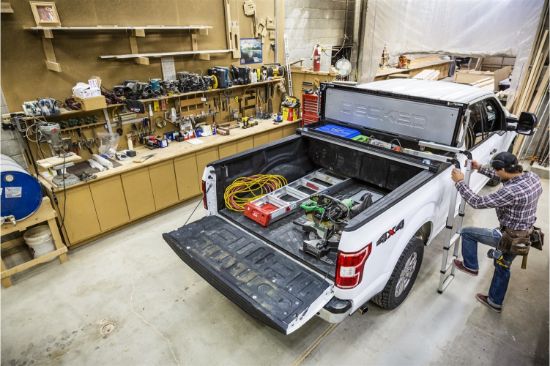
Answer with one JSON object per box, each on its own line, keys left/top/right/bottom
{"left": 437, "top": 156, "right": 474, "bottom": 293}
{"left": 417, "top": 140, "right": 474, "bottom": 294}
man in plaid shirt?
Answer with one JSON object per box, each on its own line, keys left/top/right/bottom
{"left": 450, "top": 152, "right": 542, "bottom": 312}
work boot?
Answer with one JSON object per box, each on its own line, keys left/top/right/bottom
{"left": 453, "top": 259, "right": 479, "bottom": 276}
{"left": 475, "top": 293, "right": 502, "bottom": 313}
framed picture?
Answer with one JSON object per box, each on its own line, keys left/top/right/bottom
{"left": 240, "top": 38, "right": 262, "bottom": 65}
{"left": 29, "top": 1, "right": 61, "bottom": 26}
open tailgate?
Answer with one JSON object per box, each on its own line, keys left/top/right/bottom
{"left": 163, "top": 215, "right": 334, "bottom": 334}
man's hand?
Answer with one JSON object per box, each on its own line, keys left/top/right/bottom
{"left": 451, "top": 168, "right": 465, "bottom": 183}
{"left": 471, "top": 160, "right": 482, "bottom": 170}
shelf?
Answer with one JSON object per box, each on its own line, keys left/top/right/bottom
{"left": 25, "top": 23, "right": 219, "bottom": 70}
{"left": 17, "top": 79, "right": 282, "bottom": 123}
{"left": 137, "top": 78, "right": 283, "bottom": 103}
{"left": 25, "top": 25, "right": 212, "bottom": 32}
{"left": 100, "top": 49, "right": 232, "bottom": 60}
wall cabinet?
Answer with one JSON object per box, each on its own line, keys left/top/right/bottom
{"left": 121, "top": 167, "right": 156, "bottom": 220}
{"left": 149, "top": 160, "right": 179, "bottom": 210}
{"left": 89, "top": 176, "right": 129, "bottom": 232}
{"left": 174, "top": 153, "right": 201, "bottom": 201}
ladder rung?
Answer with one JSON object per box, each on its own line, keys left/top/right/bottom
{"left": 440, "top": 257, "right": 457, "bottom": 274}
{"left": 438, "top": 273, "right": 455, "bottom": 294}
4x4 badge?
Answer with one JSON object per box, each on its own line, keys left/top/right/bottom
{"left": 377, "top": 220, "right": 405, "bottom": 246}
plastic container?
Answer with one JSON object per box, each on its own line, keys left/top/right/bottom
{"left": 23, "top": 225, "right": 55, "bottom": 258}
{"left": 1, "top": 154, "right": 42, "bottom": 221}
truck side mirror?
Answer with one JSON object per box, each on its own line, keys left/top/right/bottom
{"left": 517, "top": 112, "right": 537, "bottom": 135}
{"left": 506, "top": 112, "right": 537, "bottom": 135}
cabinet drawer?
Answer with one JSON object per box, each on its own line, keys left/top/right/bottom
{"left": 56, "top": 185, "right": 101, "bottom": 244}
{"left": 121, "top": 167, "right": 156, "bottom": 220}
{"left": 282, "top": 124, "right": 297, "bottom": 137}
{"left": 219, "top": 141, "right": 238, "bottom": 159}
{"left": 253, "top": 132, "right": 270, "bottom": 147}
{"left": 89, "top": 176, "right": 130, "bottom": 232}
{"left": 149, "top": 160, "right": 179, "bottom": 210}
{"left": 236, "top": 137, "right": 253, "bottom": 152}
{"left": 196, "top": 147, "right": 219, "bottom": 185}
{"left": 174, "top": 154, "right": 201, "bottom": 201}
{"left": 268, "top": 128, "right": 283, "bottom": 142}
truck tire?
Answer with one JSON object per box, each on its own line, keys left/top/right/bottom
{"left": 371, "top": 237, "right": 424, "bottom": 310}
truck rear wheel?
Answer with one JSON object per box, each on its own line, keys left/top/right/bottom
{"left": 372, "top": 237, "right": 424, "bottom": 310}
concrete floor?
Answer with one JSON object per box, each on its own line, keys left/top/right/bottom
{"left": 1, "top": 181, "right": 548, "bottom": 366}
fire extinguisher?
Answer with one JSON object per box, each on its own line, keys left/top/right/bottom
{"left": 313, "top": 44, "right": 321, "bottom": 72}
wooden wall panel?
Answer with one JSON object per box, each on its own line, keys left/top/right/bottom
{"left": 1, "top": 0, "right": 279, "bottom": 110}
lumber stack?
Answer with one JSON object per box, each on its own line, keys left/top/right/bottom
{"left": 509, "top": 0, "right": 549, "bottom": 157}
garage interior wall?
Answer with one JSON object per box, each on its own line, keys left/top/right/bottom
{"left": 284, "top": 0, "right": 354, "bottom": 67}
{"left": 0, "top": 0, "right": 281, "bottom": 111}
{"left": 360, "top": 0, "right": 545, "bottom": 102}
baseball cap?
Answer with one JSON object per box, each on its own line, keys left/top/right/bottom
{"left": 490, "top": 152, "right": 518, "bottom": 170}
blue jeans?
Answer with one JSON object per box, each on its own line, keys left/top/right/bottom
{"left": 460, "top": 227, "right": 516, "bottom": 307}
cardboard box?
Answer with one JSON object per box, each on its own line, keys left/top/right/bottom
{"left": 74, "top": 95, "right": 107, "bottom": 111}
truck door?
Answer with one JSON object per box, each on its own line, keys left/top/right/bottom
{"left": 467, "top": 99, "right": 508, "bottom": 192}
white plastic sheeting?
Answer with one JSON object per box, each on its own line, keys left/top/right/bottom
{"left": 360, "top": 0, "right": 545, "bottom": 104}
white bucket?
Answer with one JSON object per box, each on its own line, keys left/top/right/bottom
{"left": 23, "top": 225, "right": 55, "bottom": 258}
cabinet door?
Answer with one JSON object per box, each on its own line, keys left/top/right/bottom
{"left": 196, "top": 147, "right": 220, "bottom": 185}
{"left": 219, "top": 141, "right": 238, "bottom": 159}
{"left": 174, "top": 154, "right": 201, "bottom": 201}
{"left": 282, "top": 124, "right": 297, "bottom": 137}
{"left": 121, "top": 167, "right": 156, "bottom": 220}
{"left": 236, "top": 137, "right": 254, "bottom": 152}
{"left": 89, "top": 176, "right": 130, "bottom": 232}
{"left": 268, "top": 128, "right": 283, "bottom": 142}
{"left": 253, "top": 132, "right": 270, "bottom": 147}
{"left": 56, "top": 185, "right": 101, "bottom": 245}
{"left": 149, "top": 160, "right": 179, "bottom": 210}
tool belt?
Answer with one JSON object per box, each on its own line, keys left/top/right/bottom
{"left": 498, "top": 227, "right": 533, "bottom": 269}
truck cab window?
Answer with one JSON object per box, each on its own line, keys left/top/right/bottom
{"left": 465, "top": 102, "right": 484, "bottom": 148}
{"left": 465, "top": 98, "right": 503, "bottom": 148}
{"left": 482, "top": 98, "right": 503, "bottom": 132}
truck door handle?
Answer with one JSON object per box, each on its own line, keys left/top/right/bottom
{"left": 490, "top": 148, "right": 497, "bottom": 155}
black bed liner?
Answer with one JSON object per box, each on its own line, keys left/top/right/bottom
{"left": 163, "top": 215, "right": 333, "bottom": 334}
{"left": 220, "top": 179, "right": 386, "bottom": 278}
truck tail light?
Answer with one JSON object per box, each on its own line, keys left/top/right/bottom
{"left": 335, "top": 244, "right": 372, "bottom": 289}
{"left": 201, "top": 180, "right": 208, "bottom": 209}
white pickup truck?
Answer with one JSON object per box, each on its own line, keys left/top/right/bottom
{"left": 163, "top": 79, "right": 536, "bottom": 335}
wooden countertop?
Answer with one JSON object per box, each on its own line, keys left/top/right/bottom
{"left": 39, "top": 119, "right": 300, "bottom": 192}
{"left": 376, "top": 59, "right": 452, "bottom": 77}
{"left": 290, "top": 68, "right": 339, "bottom": 76}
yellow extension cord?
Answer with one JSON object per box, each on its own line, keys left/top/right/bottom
{"left": 224, "top": 174, "right": 287, "bottom": 212}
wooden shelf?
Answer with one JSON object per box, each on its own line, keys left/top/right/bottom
{"left": 138, "top": 78, "right": 283, "bottom": 103}
{"left": 25, "top": 25, "right": 212, "bottom": 32}
{"left": 1, "top": 197, "right": 68, "bottom": 287}
{"left": 19, "top": 103, "right": 124, "bottom": 121}
{"left": 100, "top": 49, "right": 232, "bottom": 60}
{"left": 25, "top": 23, "right": 219, "bottom": 70}
{"left": 17, "top": 79, "right": 282, "bottom": 119}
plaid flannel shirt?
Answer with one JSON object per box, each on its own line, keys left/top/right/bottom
{"left": 455, "top": 167, "right": 542, "bottom": 230}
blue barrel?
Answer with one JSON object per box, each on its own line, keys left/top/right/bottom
{"left": 1, "top": 154, "right": 42, "bottom": 221}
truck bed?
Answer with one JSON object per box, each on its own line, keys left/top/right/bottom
{"left": 220, "top": 179, "right": 386, "bottom": 278}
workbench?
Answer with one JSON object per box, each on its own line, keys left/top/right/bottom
{"left": 39, "top": 119, "right": 299, "bottom": 247}
{"left": 375, "top": 59, "right": 452, "bottom": 80}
